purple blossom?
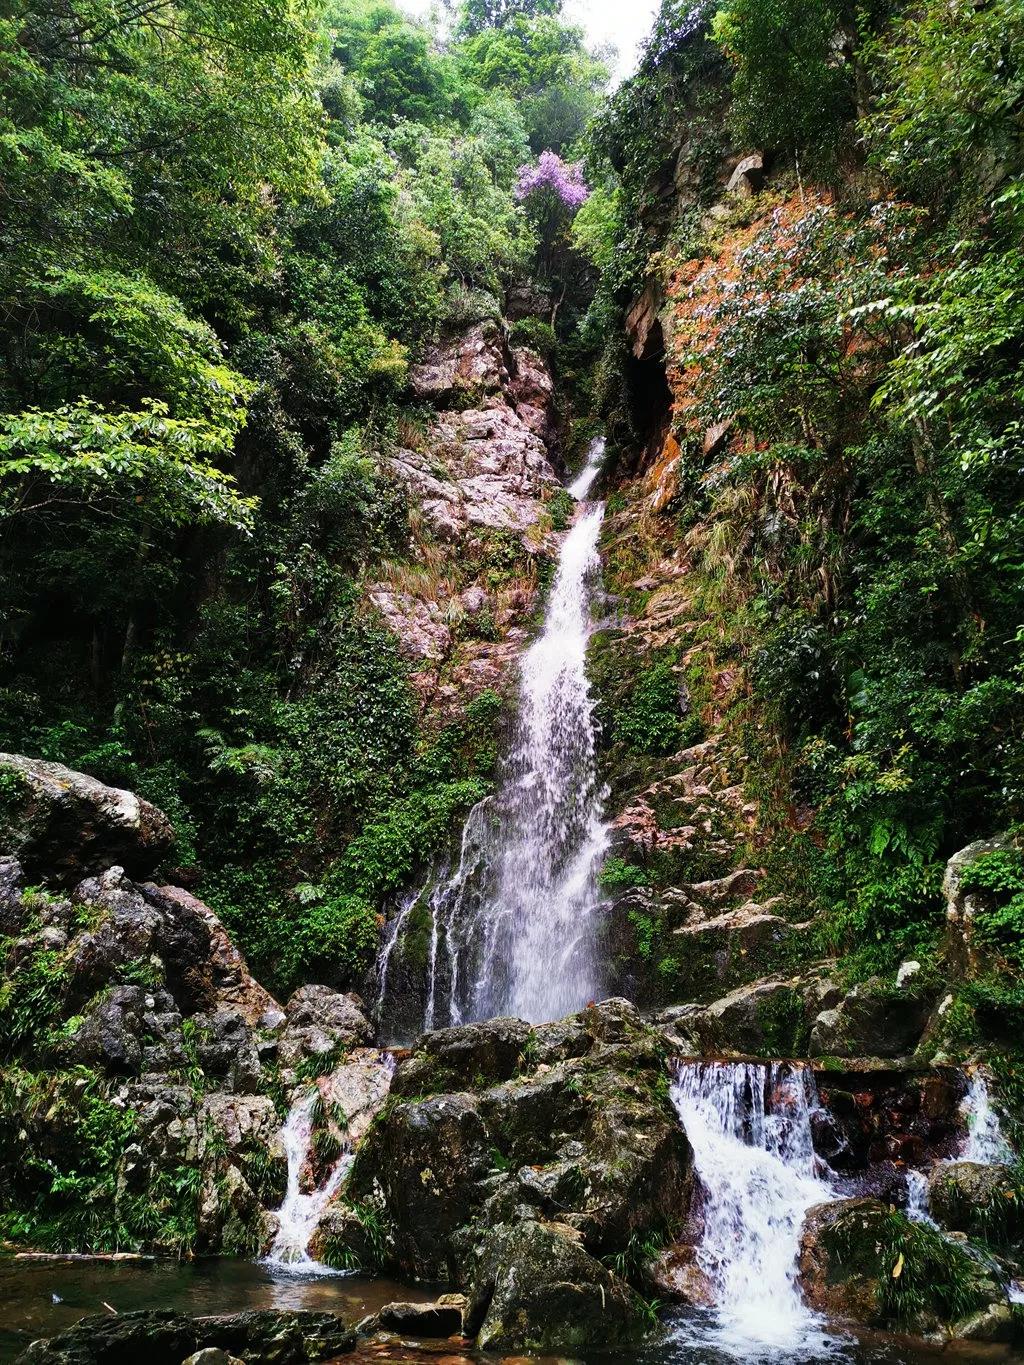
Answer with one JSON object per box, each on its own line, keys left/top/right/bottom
{"left": 514, "top": 151, "right": 590, "bottom": 211}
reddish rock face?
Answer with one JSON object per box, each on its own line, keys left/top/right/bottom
{"left": 647, "top": 1243, "right": 714, "bottom": 1306}
{"left": 814, "top": 1068, "right": 963, "bottom": 1171}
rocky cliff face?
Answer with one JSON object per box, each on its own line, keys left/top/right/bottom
{"left": 367, "top": 321, "right": 564, "bottom": 723}
{"left": 0, "top": 755, "right": 383, "bottom": 1256}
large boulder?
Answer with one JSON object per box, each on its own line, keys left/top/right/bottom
{"left": 0, "top": 754, "right": 174, "bottom": 883}
{"left": 344, "top": 1000, "right": 691, "bottom": 1286}
{"left": 407, "top": 321, "right": 508, "bottom": 403}
{"left": 0, "top": 858, "right": 287, "bottom": 1257}
{"left": 15, "top": 1309, "right": 355, "bottom": 1365}
{"left": 799, "top": 1198, "right": 1010, "bottom": 1337}
{"left": 465, "top": 1220, "right": 649, "bottom": 1354}
{"left": 809, "top": 976, "right": 934, "bottom": 1059}
{"left": 944, "top": 834, "right": 1022, "bottom": 979}
{"left": 277, "top": 985, "right": 372, "bottom": 1073}
{"left": 390, "top": 1016, "right": 532, "bottom": 1097}
{"left": 927, "top": 1161, "right": 1024, "bottom": 1242}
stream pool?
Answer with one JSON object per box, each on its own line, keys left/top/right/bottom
{"left": 1, "top": 1258, "right": 1018, "bottom": 1365}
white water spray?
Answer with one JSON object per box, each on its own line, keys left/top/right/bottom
{"left": 266, "top": 1090, "right": 351, "bottom": 1274}
{"left": 905, "top": 1168, "right": 936, "bottom": 1226}
{"left": 670, "top": 1061, "right": 844, "bottom": 1360}
{"left": 961, "top": 1069, "right": 1012, "bottom": 1164}
{"left": 377, "top": 437, "right": 610, "bottom": 1031}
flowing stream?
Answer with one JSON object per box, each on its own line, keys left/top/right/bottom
{"left": 670, "top": 1060, "right": 844, "bottom": 1361}
{"left": 377, "top": 437, "right": 610, "bottom": 1032}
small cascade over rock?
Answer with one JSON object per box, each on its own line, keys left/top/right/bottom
{"left": 266, "top": 1050, "right": 395, "bottom": 1273}
{"left": 266, "top": 1089, "right": 352, "bottom": 1274}
{"left": 961, "top": 1068, "right": 1012, "bottom": 1164}
{"left": 670, "top": 1060, "right": 844, "bottom": 1360}
{"left": 376, "top": 437, "right": 610, "bottom": 1035}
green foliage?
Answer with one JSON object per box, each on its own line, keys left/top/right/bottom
{"left": 0, "top": 1066, "right": 200, "bottom": 1253}
{"left": 961, "top": 848, "right": 1024, "bottom": 969}
{"left": 615, "top": 659, "right": 690, "bottom": 756}
{"left": 710, "top": 0, "right": 851, "bottom": 161}
{"left": 599, "top": 858, "right": 652, "bottom": 892}
{"left": 825, "top": 1208, "right": 997, "bottom": 1325}
{"left": 863, "top": 0, "right": 1024, "bottom": 210}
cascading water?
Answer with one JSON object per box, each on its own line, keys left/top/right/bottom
{"left": 376, "top": 437, "right": 610, "bottom": 1033}
{"left": 904, "top": 1168, "right": 936, "bottom": 1226}
{"left": 961, "top": 1068, "right": 1012, "bottom": 1163}
{"left": 670, "top": 1060, "right": 845, "bottom": 1361}
{"left": 266, "top": 1089, "right": 351, "bottom": 1275}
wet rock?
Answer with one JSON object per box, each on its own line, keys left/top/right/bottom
{"left": 278, "top": 985, "right": 372, "bottom": 1071}
{"left": 375, "top": 1301, "right": 464, "bottom": 1336}
{"left": 646, "top": 1244, "right": 714, "bottom": 1306}
{"left": 347, "top": 1001, "right": 691, "bottom": 1286}
{"left": 656, "top": 978, "right": 810, "bottom": 1057}
{"left": 318, "top": 1048, "right": 395, "bottom": 1145}
{"left": 799, "top": 1198, "right": 898, "bottom": 1324}
{"left": 809, "top": 977, "right": 934, "bottom": 1059}
{"left": 391, "top": 1016, "right": 532, "bottom": 1097}
{"left": 951, "top": 1302, "right": 1016, "bottom": 1343}
{"left": 0, "top": 753, "right": 174, "bottom": 883}
{"left": 465, "top": 1220, "right": 648, "bottom": 1353}
{"left": 626, "top": 283, "right": 664, "bottom": 362}
{"left": 306, "top": 1202, "right": 376, "bottom": 1270}
{"left": 799, "top": 1197, "right": 1007, "bottom": 1333}
{"left": 927, "top": 1160, "right": 1024, "bottom": 1240}
{"left": 181, "top": 1352, "right": 244, "bottom": 1365}
{"left": 349, "top": 1090, "right": 493, "bottom": 1280}
{"left": 15, "top": 1309, "right": 355, "bottom": 1365}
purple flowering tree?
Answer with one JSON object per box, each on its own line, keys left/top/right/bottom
{"left": 513, "top": 152, "right": 590, "bottom": 309}
{"left": 514, "top": 150, "right": 591, "bottom": 211}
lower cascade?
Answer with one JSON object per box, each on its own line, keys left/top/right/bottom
{"left": 961, "top": 1068, "right": 1013, "bottom": 1164}
{"left": 670, "top": 1060, "right": 841, "bottom": 1359}
{"left": 377, "top": 438, "right": 610, "bottom": 1035}
{"left": 266, "top": 1089, "right": 351, "bottom": 1274}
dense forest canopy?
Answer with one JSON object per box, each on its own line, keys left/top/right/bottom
{"left": 2, "top": 0, "right": 1024, "bottom": 1049}
{"left": 0, "top": 0, "right": 608, "bottom": 992}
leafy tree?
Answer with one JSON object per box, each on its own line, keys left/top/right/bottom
{"left": 710, "top": 0, "right": 852, "bottom": 163}
{"left": 454, "top": 0, "right": 562, "bottom": 39}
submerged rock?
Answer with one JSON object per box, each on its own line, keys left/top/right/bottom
{"left": 15, "top": 1309, "right": 355, "bottom": 1365}
{"left": 374, "top": 1300, "right": 464, "bottom": 1337}
{"left": 0, "top": 753, "right": 174, "bottom": 882}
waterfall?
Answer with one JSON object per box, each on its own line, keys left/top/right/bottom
{"left": 961, "top": 1069, "right": 1012, "bottom": 1163}
{"left": 266, "top": 1089, "right": 352, "bottom": 1275}
{"left": 670, "top": 1060, "right": 843, "bottom": 1359}
{"left": 905, "top": 1168, "right": 936, "bottom": 1226}
{"left": 377, "top": 436, "right": 610, "bottom": 1033}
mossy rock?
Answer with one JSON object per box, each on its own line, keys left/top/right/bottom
{"left": 927, "top": 1161, "right": 1024, "bottom": 1247}
{"left": 800, "top": 1198, "right": 1008, "bottom": 1334}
